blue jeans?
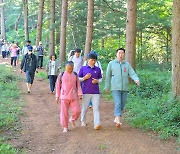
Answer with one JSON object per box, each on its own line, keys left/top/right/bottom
{"left": 48, "top": 75, "right": 57, "bottom": 92}
{"left": 81, "top": 94, "right": 100, "bottom": 127}
{"left": 112, "top": 90, "right": 128, "bottom": 117}
{"left": 2, "top": 51, "right": 6, "bottom": 58}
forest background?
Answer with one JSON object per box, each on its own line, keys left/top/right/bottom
{"left": 0, "top": 0, "right": 179, "bottom": 153}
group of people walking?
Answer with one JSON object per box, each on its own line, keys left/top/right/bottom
{"left": 2, "top": 41, "right": 140, "bottom": 133}
{"left": 0, "top": 39, "right": 21, "bottom": 67}
{"left": 54, "top": 48, "right": 140, "bottom": 133}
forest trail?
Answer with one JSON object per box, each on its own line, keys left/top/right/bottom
{"left": 1, "top": 58, "right": 178, "bottom": 154}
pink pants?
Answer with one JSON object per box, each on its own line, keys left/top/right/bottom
{"left": 60, "top": 99, "right": 81, "bottom": 128}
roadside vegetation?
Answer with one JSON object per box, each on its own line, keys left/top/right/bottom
{"left": 0, "top": 65, "right": 23, "bottom": 154}
{"left": 102, "top": 61, "right": 179, "bottom": 143}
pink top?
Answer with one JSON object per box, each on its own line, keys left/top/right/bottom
{"left": 10, "top": 47, "right": 19, "bottom": 57}
{"left": 56, "top": 71, "right": 82, "bottom": 100}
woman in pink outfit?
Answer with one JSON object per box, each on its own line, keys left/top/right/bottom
{"left": 10, "top": 44, "right": 20, "bottom": 67}
{"left": 56, "top": 61, "right": 82, "bottom": 133}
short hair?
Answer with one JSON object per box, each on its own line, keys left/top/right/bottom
{"left": 116, "top": 48, "right": 125, "bottom": 53}
{"left": 74, "top": 48, "right": 81, "bottom": 53}
{"left": 49, "top": 54, "right": 57, "bottom": 59}
{"left": 66, "top": 61, "right": 74, "bottom": 66}
{"left": 26, "top": 40, "right": 31, "bottom": 43}
{"left": 87, "top": 52, "right": 97, "bottom": 60}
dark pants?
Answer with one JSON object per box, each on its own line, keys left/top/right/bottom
{"left": 6, "top": 51, "right": 10, "bottom": 57}
{"left": 38, "top": 56, "right": 43, "bottom": 68}
{"left": 48, "top": 75, "right": 57, "bottom": 92}
{"left": 2, "top": 51, "right": 6, "bottom": 58}
{"left": 11, "top": 57, "right": 17, "bottom": 66}
{"left": 25, "top": 71, "right": 35, "bottom": 84}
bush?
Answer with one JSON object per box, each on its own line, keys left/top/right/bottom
{"left": 125, "top": 68, "right": 180, "bottom": 141}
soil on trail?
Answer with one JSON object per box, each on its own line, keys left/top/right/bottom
{"left": 1, "top": 58, "right": 178, "bottom": 154}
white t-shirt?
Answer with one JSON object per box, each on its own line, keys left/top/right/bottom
{"left": 1, "top": 44, "right": 7, "bottom": 51}
{"left": 69, "top": 55, "right": 83, "bottom": 73}
{"left": 50, "top": 61, "right": 56, "bottom": 75}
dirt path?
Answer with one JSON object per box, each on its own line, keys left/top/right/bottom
{"left": 1, "top": 58, "right": 178, "bottom": 154}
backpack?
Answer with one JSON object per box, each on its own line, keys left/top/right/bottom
{"left": 60, "top": 72, "right": 78, "bottom": 89}
{"left": 69, "top": 55, "right": 83, "bottom": 62}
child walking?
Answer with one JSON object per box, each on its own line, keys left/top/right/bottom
{"left": 56, "top": 61, "right": 82, "bottom": 133}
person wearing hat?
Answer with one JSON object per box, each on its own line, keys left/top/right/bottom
{"left": 20, "top": 46, "right": 38, "bottom": 93}
{"left": 36, "top": 41, "right": 45, "bottom": 69}
{"left": 22, "top": 40, "right": 32, "bottom": 55}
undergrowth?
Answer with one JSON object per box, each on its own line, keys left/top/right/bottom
{"left": 102, "top": 62, "right": 179, "bottom": 142}
{"left": 126, "top": 69, "right": 180, "bottom": 142}
{"left": 0, "top": 65, "right": 23, "bottom": 153}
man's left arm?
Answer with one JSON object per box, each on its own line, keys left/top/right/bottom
{"left": 128, "top": 64, "right": 140, "bottom": 86}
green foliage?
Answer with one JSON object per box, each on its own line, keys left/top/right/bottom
{"left": 125, "top": 66, "right": 180, "bottom": 141}
{"left": 98, "top": 144, "right": 108, "bottom": 150}
{"left": 0, "top": 65, "right": 22, "bottom": 153}
{"left": 35, "top": 71, "right": 48, "bottom": 80}
{"left": 0, "top": 138, "right": 19, "bottom": 154}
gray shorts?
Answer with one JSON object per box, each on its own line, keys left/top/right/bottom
{"left": 25, "top": 71, "right": 35, "bottom": 84}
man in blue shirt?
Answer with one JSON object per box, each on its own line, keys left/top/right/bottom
{"left": 79, "top": 52, "right": 102, "bottom": 130}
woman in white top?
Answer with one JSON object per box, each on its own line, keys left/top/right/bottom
{"left": 46, "top": 54, "right": 60, "bottom": 93}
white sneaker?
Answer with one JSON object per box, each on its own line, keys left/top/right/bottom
{"left": 81, "top": 122, "right": 86, "bottom": 127}
{"left": 114, "top": 118, "right": 122, "bottom": 126}
{"left": 63, "top": 128, "right": 68, "bottom": 133}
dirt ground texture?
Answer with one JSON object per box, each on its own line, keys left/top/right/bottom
{"left": 1, "top": 58, "right": 179, "bottom": 154}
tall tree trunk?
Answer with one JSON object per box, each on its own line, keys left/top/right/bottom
{"left": 84, "top": 0, "right": 94, "bottom": 61}
{"left": 59, "top": 0, "right": 68, "bottom": 64}
{"left": 125, "top": 0, "right": 137, "bottom": 69}
{"left": 36, "top": 0, "right": 45, "bottom": 47}
{"left": 56, "top": 27, "right": 60, "bottom": 46}
{"left": 172, "top": 0, "right": 180, "bottom": 99}
{"left": 15, "top": 12, "right": 22, "bottom": 31}
{"left": 49, "top": 0, "right": 55, "bottom": 55}
{"left": 23, "top": 0, "right": 29, "bottom": 41}
{"left": 0, "top": 0, "right": 6, "bottom": 40}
